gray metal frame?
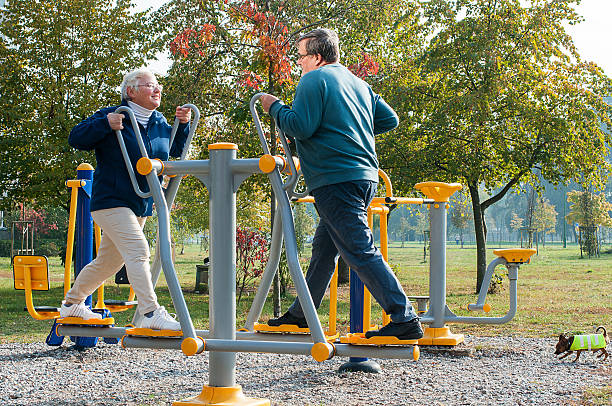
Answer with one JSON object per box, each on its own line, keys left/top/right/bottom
{"left": 418, "top": 201, "right": 523, "bottom": 327}
{"left": 101, "top": 99, "right": 420, "bottom": 392}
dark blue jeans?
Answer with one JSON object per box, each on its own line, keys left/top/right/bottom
{"left": 288, "top": 180, "right": 417, "bottom": 323}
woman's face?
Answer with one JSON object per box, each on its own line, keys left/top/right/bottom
{"left": 127, "top": 73, "right": 162, "bottom": 110}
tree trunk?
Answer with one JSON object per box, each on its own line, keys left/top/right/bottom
{"left": 468, "top": 183, "right": 487, "bottom": 294}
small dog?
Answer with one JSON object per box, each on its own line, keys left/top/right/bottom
{"left": 555, "top": 326, "right": 609, "bottom": 362}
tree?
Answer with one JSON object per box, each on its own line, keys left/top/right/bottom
{"left": 170, "top": 204, "right": 195, "bottom": 255}
{"left": 449, "top": 190, "right": 473, "bottom": 248}
{"left": 566, "top": 189, "right": 612, "bottom": 257}
{"left": 293, "top": 202, "right": 316, "bottom": 256}
{"left": 376, "top": 0, "right": 612, "bottom": 292}
{"left": 0, "top": 0, "right": 158, "bottom": 211}
{"left": 509, "top": 211, "right": 524, "bottom": 242}
{"left": 532, "top": 197, "right": 557, "bottom": 246}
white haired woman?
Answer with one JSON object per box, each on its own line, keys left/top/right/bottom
{"left": 60, "top": 68, "right": 191, "bottom": 330}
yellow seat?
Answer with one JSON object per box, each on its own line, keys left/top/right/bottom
{"left": 493, "top": 248, "right": 537, "bottom": 264}
{"left": 13, "top": 255, "right": 59, "bottom": 320}
{"left": 414, "top": 182, "right": 462, "bottom": 202}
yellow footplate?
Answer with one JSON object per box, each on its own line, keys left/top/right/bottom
{"left": 57, "top": 317, "right": 115, "bottom": 326}
{"left": 125, "top": 327, "right": 183, "bottom": 337}
{"left": 340, "top": 332, "right": 419, "bottom": 346}
{"left": 253, "top": 323, "right": 339, "bottom": 341}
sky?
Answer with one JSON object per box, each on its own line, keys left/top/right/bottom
{"left": 134, "top": 0, "right": 612, "bottom": 77}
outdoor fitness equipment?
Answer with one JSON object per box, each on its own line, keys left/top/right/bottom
{"left": 327, "top": 181, "right": 536, "bottom": 347}
{"left": 245, "top": 101, "right": 537, "bottom": 349}
{"left": 12, "top": 105, "right": 200, "bottom": 348}
{"left": 51, "top": 95, "right": 418, "bottom": 405}
{"left": 13, "top": 88, "right": 534, "bottom": 404}
{"left": 272, "top": 179, "right": 536, "bottom": 348}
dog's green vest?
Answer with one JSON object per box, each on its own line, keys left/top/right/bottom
{"left": 569, "top": 334, "right": 607, "bottom": 351}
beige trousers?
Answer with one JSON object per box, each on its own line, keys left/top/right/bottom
{"left": 64, "top": 207, "right": 159, "bottom": 315}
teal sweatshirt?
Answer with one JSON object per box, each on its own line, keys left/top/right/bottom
{"left": 269, "top": 63, "right": 398, "bottom": 191}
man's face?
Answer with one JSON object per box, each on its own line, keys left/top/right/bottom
{"left": 296, "top": 39, "right": 320, "bottom": 76}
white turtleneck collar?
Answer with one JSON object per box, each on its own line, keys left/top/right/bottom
{"left": 127, "top": 101, "right": 155, "bottom": 129}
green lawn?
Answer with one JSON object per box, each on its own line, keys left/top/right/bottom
{"left": 1, "top": 242, "right": 611, "bottom": 343}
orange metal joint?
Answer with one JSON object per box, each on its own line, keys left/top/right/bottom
{"left": 311, "top": 342, "right": 335, "bottom": 362}
{"left": 258, "top": 154, "right": 278, "bottom": 174}
{"left": 276, "top": 155, "right": 288, "bottom": 173}
{"left": 137, "top": 157, "right": 153, "bottom": 175}
{"left": 136, "top": 158, "right": 164, "bottom": 175}
{"left": 154, "top": 158, "right": 164, "bottom": 175}
{"left": 181, "top": 336, "right": 205, "bottom": 356}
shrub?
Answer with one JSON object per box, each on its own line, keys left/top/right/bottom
{"left": 0, "top": 240, "right": 10, "bottom": 257}
{"left": 36, "top": 238, "right": 64, "bottom": 258}
{"left": 236, "top": 227, "right": 269, "bottom": 305}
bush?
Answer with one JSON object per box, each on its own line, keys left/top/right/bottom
{"left": 0, "top": 240, "right": 10, "bottom": 257}
{"left": 36, "top": 238, "right": 64, "bottom": 258}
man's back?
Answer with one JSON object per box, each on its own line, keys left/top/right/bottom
{"left": 269, "top": 63, "right": 398, "bottom": 190}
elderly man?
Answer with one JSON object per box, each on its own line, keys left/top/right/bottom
{"left": 261, "top": 28, "right": 422, "bottom": 340}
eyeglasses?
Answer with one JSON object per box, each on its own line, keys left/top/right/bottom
{"left": 137, "top": 83, "right": 163, "bottom": 92}
{"left": 297, "top": 52, "right": 314, "bottom": 61}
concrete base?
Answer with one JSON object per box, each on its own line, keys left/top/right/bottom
{"left": 338, "top": 360, "right": 382, "bottom": 374}
{"left": 173, "top": 385, "right": 269, "bottom": 406}
{"left": 418, "top": 327, "right": 464, "bottom": 346}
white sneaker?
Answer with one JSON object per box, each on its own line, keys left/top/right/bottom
{"left": 139, "top": 306, "right": 181, "bottom": 331}
{"left": 59, "top": 301, "right": 102, "bottom": 320}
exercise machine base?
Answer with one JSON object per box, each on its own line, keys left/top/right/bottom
{"left": 173, "top": 385, "right": 269, "bottom": 406}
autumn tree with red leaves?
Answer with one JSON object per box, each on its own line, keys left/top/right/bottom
{"left": 154, "top": 0, "right": 422, "bottom": 220}
{"left": 155, "top": 0, "right": 422, "bottom": 308}
{"left": 155, "top": 0, "right": 419, "bottom": 155}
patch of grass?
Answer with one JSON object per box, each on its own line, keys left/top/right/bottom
{"left": 580, "top": 384, "right": 612, "bottom": 406}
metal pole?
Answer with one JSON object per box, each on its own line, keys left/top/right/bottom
{"left": 75, "top": 164, "right": 94, "bottom": 305}
{"left": 73, "top": 163, "right": 99, "bottom": 348}
{"left": 208, "top": 144, "right": 237, "bottom": 387}
{"left": 428, "top": 202, "right": 446, "bottom": 328}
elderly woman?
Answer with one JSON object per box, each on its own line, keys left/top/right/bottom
{"left": 59, "top": 68, "right": 190, "bottom": 330}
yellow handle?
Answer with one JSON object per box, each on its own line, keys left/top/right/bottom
{"left": 63, "top": 183, "right": 80, "bottom": 297}
{"left": 23, "top": 265, "right": 56, "bottom": 320}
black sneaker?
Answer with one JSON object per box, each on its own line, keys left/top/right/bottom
{"left": 364, "top": 319, "right": 424, "bottom": 340}
{"left": 267, "top": 311, "right": 308, "bottom": 328}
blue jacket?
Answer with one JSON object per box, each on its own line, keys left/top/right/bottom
{"left": 269, "top": 63, "right": 398, "bottom": 191}
{"left": 69, "top": 100, "right": 189, "bottom": 217}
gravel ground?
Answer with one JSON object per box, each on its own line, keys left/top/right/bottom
{"left": 1, "top": 335, "right": 610, "bottom": 405}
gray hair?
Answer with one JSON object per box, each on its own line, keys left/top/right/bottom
{"left": 120, "top": 68, "right": 155, "bottom": 101}
{"left": 297, "top": 28, "right": 339, "bottom": 63}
